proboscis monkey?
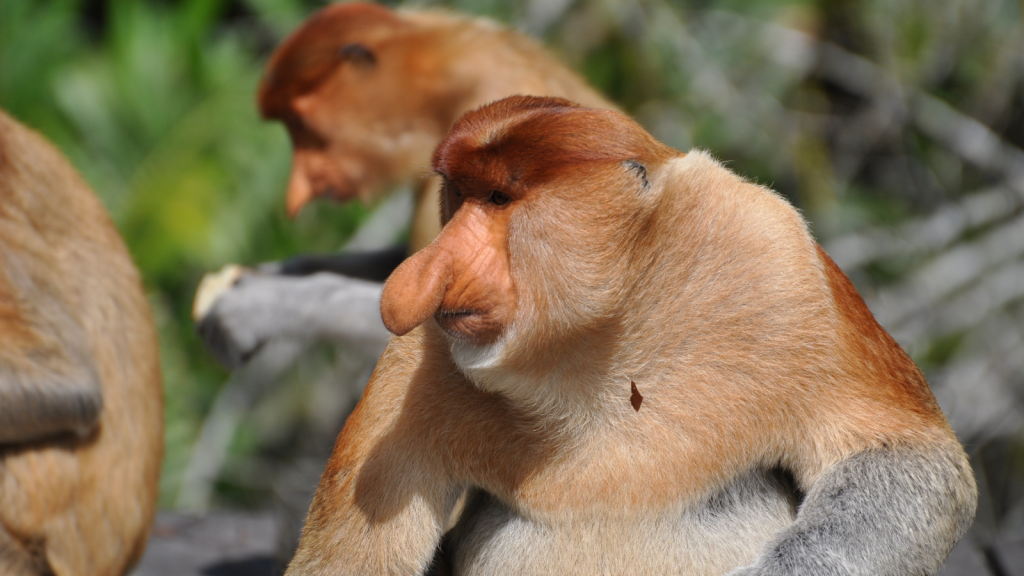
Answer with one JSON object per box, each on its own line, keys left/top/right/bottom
{"left": 196, "top": 2, "right": 612, "bottom": 367}
{"left": 286, "top": 97, "right": 976, "bottom": 576}
{"left": 0, "top": 110, "right": 162, "bottom": 576}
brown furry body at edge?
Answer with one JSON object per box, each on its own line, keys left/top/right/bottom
{"left": 0, "top": 110, "right": 162, "bottom": 576}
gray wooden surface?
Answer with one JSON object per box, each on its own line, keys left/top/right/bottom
{"left": 992, "top": 534, "right": 1024, "bottom": 576}
{"left": 131, "top": 512, "right": 279, "bottom": 576}
{"left": 132, "top": 512, "right": 1021, "bottom": 576}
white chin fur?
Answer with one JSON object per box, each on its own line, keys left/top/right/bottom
{"left": 449, "top": 334, "right": 508, "bottom": 389}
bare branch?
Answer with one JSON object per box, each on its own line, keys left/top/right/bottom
{"left": 826, "top": 185, "right": 1022, "bottom": 269}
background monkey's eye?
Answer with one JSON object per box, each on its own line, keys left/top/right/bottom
{"left": 338, "top": 43, "right": 377, "bottom": 67}
{"left": 489, "top": 191, "right": 510, "bottom": 205}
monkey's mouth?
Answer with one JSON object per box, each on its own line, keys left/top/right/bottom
{"left": 435, "top": 309, "right": 476, "bottom": 335}
{"left": 435, "top": 308, "right": 501, "bottom": 343}
{"left": 318, "top": 184, "right": 358, "bottom": 203}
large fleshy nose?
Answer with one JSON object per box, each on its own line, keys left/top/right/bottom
{"left": 380, "top": 243, "right": 452, "bottom": 336}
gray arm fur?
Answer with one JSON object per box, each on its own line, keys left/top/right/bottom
{"left": 0, "top": 366, "right": 102, "bottom": 443}
{"left": 0, "top": 291, "right": 102, "bottom": 444}
{"left": 726, "top": 446, "right": 977, "bottom": 576}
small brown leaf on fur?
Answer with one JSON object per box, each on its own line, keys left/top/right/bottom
{"left": 630, "top": 381, "right": 643, "bottom": 412}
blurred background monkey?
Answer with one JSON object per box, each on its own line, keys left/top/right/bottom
{"left": 0, "top": 111, "right": 162, "bottom": 575}
{"left": 287, "top": 96, "right": 976, "bottom": 576}
{"left": 194, "top": 2, "right": 612, "bottom": 367}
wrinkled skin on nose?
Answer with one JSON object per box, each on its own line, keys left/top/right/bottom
{"left": 381, "top": 201, "right": 515, "bottom": 344}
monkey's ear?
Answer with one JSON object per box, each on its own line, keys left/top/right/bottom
{"left": 624, "top": 160, "right": 650, "bottom": 193}
{"left": 338, "top": 42, "right": 377, "bottom": 67}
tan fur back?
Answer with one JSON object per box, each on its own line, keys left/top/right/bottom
{"left": 0, "top": 110, "right": 162, "bottom": 576}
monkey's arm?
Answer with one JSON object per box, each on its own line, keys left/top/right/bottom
{"left": 0, "top": 287, "right": 102, "bottom": 444}
{"left": 726, "top": 443, "right": 976, "bottom": 576}
{"left": 194, "top": 247, "right": 407, "bottom": 369}
{"left": 286, "top": 334, "right": 460, "bottom": 576}
{"left": 262, "top": 246, "right": 409, "bottom": 282}
{"left": 197, "top": 272, "right": 392, "bottom": 369}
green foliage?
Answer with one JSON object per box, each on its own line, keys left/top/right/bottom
{"left": 0, "top": 0, "right": 83, "bottom": 138}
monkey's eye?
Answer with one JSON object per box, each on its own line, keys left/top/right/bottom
{"left": 338, "top": 43, "right": 377, "bottom": 67}
{"left": 488, "top": 191, "right": 510, "bottom": 206}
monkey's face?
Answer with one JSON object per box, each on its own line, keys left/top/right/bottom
{"left": 258, "top": 3, "right": 459, "bottom": 217}
{"left": 381, "top": 96, "right": 676, "bottom": 375}
{"left": 381, "top": 179, "right": 517, "bottom": 346}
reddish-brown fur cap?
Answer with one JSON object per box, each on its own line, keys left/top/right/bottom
{"left": 258, "top": 2, "right": 402, "bottom": 119}
{"left": 432, "top": 97, "right": 670, "bottom": 186}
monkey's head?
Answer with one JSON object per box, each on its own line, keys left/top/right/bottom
{"left": 382, "top": 96, "right": 676, "bottom": 378}
{"left": 259, "top": 3, "right": 464, "bottom": 217}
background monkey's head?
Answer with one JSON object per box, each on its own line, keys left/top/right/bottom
{"left": 382, "top": 96, "right": 676, "bottom": 380}
{"left": 258, "top": 2, "right": 467, "bottom": 217}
